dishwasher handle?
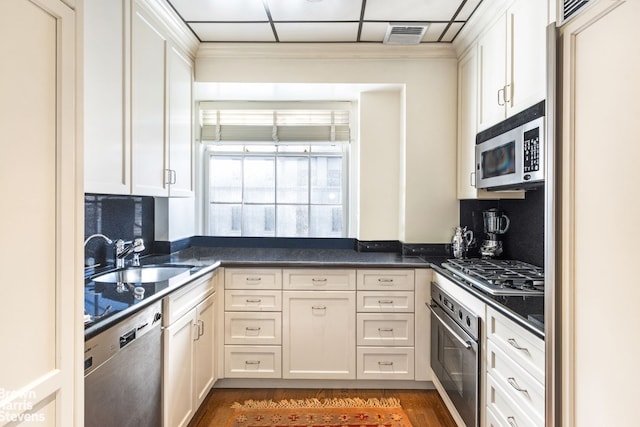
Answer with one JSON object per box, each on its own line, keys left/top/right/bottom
{"left": 426, "top": 302, "right": 473, "bottom": 350}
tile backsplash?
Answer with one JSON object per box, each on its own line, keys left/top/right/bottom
{"left": 84, "top": 194, "right": 154, "bottom": 268}
{"left": 459, "top": 187, "right": 545, "bottom": 267}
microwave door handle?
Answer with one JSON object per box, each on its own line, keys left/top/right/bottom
{"left": 426, "top": 303, "right": 473, "bottom": 350}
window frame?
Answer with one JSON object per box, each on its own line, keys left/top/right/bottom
{"left": 204, "top": 142, "right": 349, "bottom": 238}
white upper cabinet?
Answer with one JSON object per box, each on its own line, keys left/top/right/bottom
{"left": 167, "top": 45, "right": 195, "bottom": 197}
{"left": 131, "top": 4, "right": 168, "bottom": 196}
{"left": 478, "top": 0, "right": 547, "bottom": 131}
{"left": 84, "top": 0, "right": 196, "bottom": 197}
{"left": 84, "top": 0, "right": 130, "bottom": 194}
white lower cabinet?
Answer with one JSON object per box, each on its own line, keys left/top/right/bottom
{"left": 283, "top": 290, "right": 356, "bottom": 379}
{"left": 163, "top": 273, "right": 217, "bottom": 427}
{"left": 223, "top": 268, "right": 283, "bottom": 379}
{"left": 224, "top": 345, "right": 282, "bottom": 378}
{"left": 222, "top": 267, "right": 427, "bottom": 383}
{"left": 485, "top": 306, "right": 545, "bottom": 427}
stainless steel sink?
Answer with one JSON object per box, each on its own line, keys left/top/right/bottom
{"left": 92, "top": 265, "right": 192, "bottom": 284}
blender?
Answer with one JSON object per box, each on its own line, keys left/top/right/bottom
{"left": 480, "top": 208, "right": 510, "bottom": 258}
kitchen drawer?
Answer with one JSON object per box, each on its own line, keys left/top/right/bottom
{"left": 225, "top": 289, "right": 282, "bottom": 312}
{"left": 356, "top": 347, "right": 415, "bottom": 380}
{"left": 487, "top": 340, "right": 545, "bottom": 418}
{"left": 162, "top": 272, "right": 215, "bottom": 326}
{"left": 224, "top": 345, "right": 282, "bottom": 378}
{"left": 357, "top": 269, "right": 415, "bottom": 291}
{"left": 486, "top": 406, "right": 508, "bottom": 427}
{"left": 283, "top": 269, "right": 356, "bottom": 290}
{"left": 225, "top": 312, "right": 282, "bottom": 345}
{"left": 487, "top": 372, "right": 542, "bottom": 427}
{"left": 225, "top": 268, "right": 282, "bottom": 290}
{"left": 486, "top": 306, "right": 545, "bottom": 384}
{"left": 357, "top": 313, "right": 414, "bottom": 346}
{"left": 357, "top": 291, "right": 414, "bottom": 313}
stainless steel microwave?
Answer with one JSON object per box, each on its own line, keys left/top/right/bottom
{"left": 475, "top": 101, "right": 545, "bottom": 191}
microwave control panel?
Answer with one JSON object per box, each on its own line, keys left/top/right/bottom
{"left": 523, "top": 127, "right": 540, "bottom": 173}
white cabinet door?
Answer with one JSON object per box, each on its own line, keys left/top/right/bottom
{"left": 84, "top": 0, "right": 130, "bottom": 194}
{"left": 167, "top": 44, "right": 194, "bottom": 197}
{"left": 478, "top": 0, "right": 547, "bottom": 131}
{"left": 194, "top": 293, "right": 216, "bottom": 408}
{"left": 1, "top": 0, "right": 80, "bottom": 424}
{"left": 163, "top": 308, "right": 197, "bottom": 427}
{"left": 283, "top": 291, "right": 356, "bottom": 379}
{"left": 507, "top": 0, "right": 547, "bottom": 116}
{"left": 560, "top": 2, "right": 640, "bottom": 425}
{"left": 131, "top": 3, "right": 168, "bottom": 196}
{"left": 478, "top": 14, "right": 507, "bottom": 131}
{"left": 507, "top": 0, "right": 547, "bottom": 117}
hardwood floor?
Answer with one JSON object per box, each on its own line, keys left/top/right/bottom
{"left": 188, "top": 388, "right": 458, "bottom": 427}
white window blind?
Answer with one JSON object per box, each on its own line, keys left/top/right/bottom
{"left": 199, "top": 101, "right": 351, "bottom": 143}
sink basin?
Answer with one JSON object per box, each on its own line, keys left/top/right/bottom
{"left": 92, "top": 265, "right": 192, "bottom": 284}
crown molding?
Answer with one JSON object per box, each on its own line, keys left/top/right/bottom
{"left": 137, "top": 0, "right": 199, "bottom": 59}
{"left": 452, "top": 0, "right": 511, "bottom": 56}
{"left": 197, "top": 42, "right": 457, "bottom": 61}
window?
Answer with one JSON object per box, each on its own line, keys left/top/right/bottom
{"left": 201, "top": 102, "right": 351, "bottom": 238}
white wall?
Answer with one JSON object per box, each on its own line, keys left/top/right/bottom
{"left": 194, "top": 44, "right": 459, "bottom": 243}
{"left": 358, "top": 90, "right": 402, "bottom": 240}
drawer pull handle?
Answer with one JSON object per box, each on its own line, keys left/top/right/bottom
{"left": 378, "top": 361, "right": 393, "bottom": 366}
{"left": 245, "top": 299, "right": 262, "bottom": 303}
{"left": 312, "top": 305, "right": 327, "bottom": 310}
{"left": 378, "top": 300, "right": 394, "bottom": 304}
{"left": 245, "top": 360, "right": 261, "bottom": 365}
{"left": 507, "top": 338, "right": 530, "bottom": 354}
{"left": 312, "top": 278, "right": 328, "bottom": 284}
{"left": 378, "top": 328, "right": 394, "bottom": 332}
{"left": 245, "top": 327, "right": 261, "bottom": 331}
{"left": 246, "top": 277, "right": 262, "bottom": 282}
{"left": 507, "top": 377, "right": 529, "bottom": 396}
{"left": 507, "top": 416, "right": 518, "bottom": 427}
{"left": 377, "top": 278, "right": 394, "bottom": 284}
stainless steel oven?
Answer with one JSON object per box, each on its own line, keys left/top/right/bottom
{"left": 429, "top": 282, "right": 480, "bottom": 427}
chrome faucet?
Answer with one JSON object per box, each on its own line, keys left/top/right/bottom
{"left": 114, "top": 238, "right": 145, "bottom": 268}
{"left": 84, "top": 233, "right": 113, "bottom": 247}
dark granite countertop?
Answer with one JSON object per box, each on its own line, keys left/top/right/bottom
{"left": 84, "top": 246, "right": 434, "bottom": 339}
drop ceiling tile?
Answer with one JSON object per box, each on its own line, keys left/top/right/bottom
{"left": 266, "top": 0, "right": 362, "bottom": 21}
{"left": 275, "top": 22, "right": 359, "bottom": 42}
{"left": 359, "top": 22, "right": 388, "bottom": 42}
{"left": 364, "top": 0, "right": 463, "bottom": 21}
{"left": 422, "top": 22, "right": 449, "bottom": 42}
{"left": 190, "top": 23, "right": 276, "bottom": 42}
{"left": 441, "top": 22, "right": 464, "bottom": 42}
{"left": 168, "top": 0, "right": 268, "bottom": 22}
{"left": 456, "top": 0, "right": 482, "bottom": 20}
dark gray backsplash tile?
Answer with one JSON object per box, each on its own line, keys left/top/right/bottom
{"left": 84, "top": 194, "right": 154, "bottom": 267}
{"left": 459, "top": 187, "right": 544, "bottom": 267}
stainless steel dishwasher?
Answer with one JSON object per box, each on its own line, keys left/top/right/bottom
{"left": 84, "top": 301, "right": 163, "bottom": 427}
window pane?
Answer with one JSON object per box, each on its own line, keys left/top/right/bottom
{"left": 243, "top": 205, "right": 275, "bottom": 237}
{"left": 209, "top": 204, "right": 242, "bottom": 236}
{"left": 277, "top": 205, "right": 309, "bottom": 237}
{"left": 310, "top": 156, "right": 342, "bottom": 204}
{"left": 210, "top": 156, "right": 242, "bottom": 202}
{"left": 277, "top": 157, "right": 308, "bottom": 203}
{"left": 244, "top": 157, "right": 275, "bottom": 203}
{"left": 310, "top": 205, "right": 343, "bottom": 237}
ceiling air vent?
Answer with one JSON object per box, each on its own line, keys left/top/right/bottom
{"left": 383, "top": 23, "right": 428, "bottom": 45}
{"left": 563, "top": 0, "right": 591, "bottom": 21}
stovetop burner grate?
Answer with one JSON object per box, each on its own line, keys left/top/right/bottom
{"left": 442, "top": 258, "right": 545, "bottom": 296}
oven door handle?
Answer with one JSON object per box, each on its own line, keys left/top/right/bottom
{"left": 426, "top": 303, "right": 473, "bottom": 350}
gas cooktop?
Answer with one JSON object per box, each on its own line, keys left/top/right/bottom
{"left": 442, "top": 258, "right": 544, "bottom": 296}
